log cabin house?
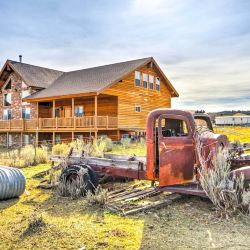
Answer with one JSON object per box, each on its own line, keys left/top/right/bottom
{"left": 0, "top": 56, "right": 178, "bottom": 146}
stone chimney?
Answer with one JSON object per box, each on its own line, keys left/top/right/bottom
{"left": 19, "top": 55, "right": 22, "bottom": 63}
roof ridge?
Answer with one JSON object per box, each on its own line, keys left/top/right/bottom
{"left": 65, "top": 57, "right": 152, "bottom": 73}
{"left": 8, "top": 60, "right": 64, "bottom": 73}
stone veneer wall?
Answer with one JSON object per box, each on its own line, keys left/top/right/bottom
{"left": 0, "top": 72, "right": 37, "bottom": 120}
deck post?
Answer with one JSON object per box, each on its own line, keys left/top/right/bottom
{"left": 72, "top": 131, "right": 74, "bottom": 142}
{"left": 20, "top": 132, "right": 23, "bottom": 147}
{"left": 36, "top": 102, "right": 39, "bottom": 119}
{"left": 72, "top": 97, "right": 75, "bottom": 118}
{"left": 36, "top": 131, "right": 39, "bottom": 146}
{"left": 94, "top": 95, "right": 98, "bottom": 138}
{"left": 52, "top": 100, "right": 55, "bottom": 118}
{"left": 52, "top": 132, "right": 55, "bottom": 145}
{"left": 6, "top": 132, "right": 9, "bottom": 148}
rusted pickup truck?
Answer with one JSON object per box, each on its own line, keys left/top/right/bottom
{"left": 59, "top": 109, "right": 250, "bottom": 197}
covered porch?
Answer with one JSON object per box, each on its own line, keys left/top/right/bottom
{"left": 0, "top": 94, "right": 118, "bottom": 134}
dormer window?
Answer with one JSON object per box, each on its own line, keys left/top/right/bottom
{"left": 149, "top": 75, "right": 154, "bottom": 89}
{"left": 4, "top": 93, "right": 12, "bottom": 106}
{"left": 142, "top": 73, "right": 148, "bottom": 88}
{"left": 156, "top": 77, "right": 160, "bottom": 91}
{"left": 135, "top": 71, "right": 140, "bottom": 87}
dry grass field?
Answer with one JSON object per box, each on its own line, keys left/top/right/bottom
{"left": 0, "top": 126, "right": 250, "bottom": 249}
{"left": 214, "top": 126, "right": 250, "bottom": 143}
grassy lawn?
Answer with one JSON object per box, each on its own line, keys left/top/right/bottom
{"left": 0, "top": 163, "right": 250, "bottom": 249}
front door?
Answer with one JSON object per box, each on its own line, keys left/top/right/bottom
{"left": 158, "top": 114, "right": 195, "bottom": 186}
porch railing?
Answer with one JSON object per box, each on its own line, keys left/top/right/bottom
{"left": 0, "top": 116, "right": 118, "bottom": 131}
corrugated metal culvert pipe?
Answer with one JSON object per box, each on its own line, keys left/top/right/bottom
{"left": 0, "top": 166, "right": 26, "bottom": 200}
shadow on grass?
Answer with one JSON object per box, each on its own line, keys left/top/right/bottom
{"left": 0, "top": 197, "right": 19, "bottom": 210}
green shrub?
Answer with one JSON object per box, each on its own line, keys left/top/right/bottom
{"left": 121, "top": 138, "right": 131, "bottom": 149}
{"left": 52, "top": 143, "right": 70, "bottom": 156}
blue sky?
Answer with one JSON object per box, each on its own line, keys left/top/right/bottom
{"left": 0, "top": 0, "right": 250, "bottom": 112}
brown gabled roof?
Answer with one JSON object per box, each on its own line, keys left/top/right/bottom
{"left": 8, "top": 60, "right": 64, "bottom": 88}
{"left": 27, "top": 57, "right": 156, "bottom": 100}
{"left": 0, "top": 57, "right": 178, "bottom": 100}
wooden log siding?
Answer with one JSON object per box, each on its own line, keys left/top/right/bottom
{"left": 102, "top": 65, "right": 171, "bottom": 130}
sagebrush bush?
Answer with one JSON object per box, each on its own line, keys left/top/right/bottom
{"left": 196, "top": 136, "right": 250, "bottom": 218}
{"left": 0, "top": 145, "right": 49, "bottom": 168}
{"left": 86, "top": 186, "right": 108, "bottom": 207}
{"left": 52, "top": 143, "right": 70, "bottom": 156}
{"left": 36, "top": 146, "right": 49, "bottom": 164}
{"left": 121, "top": 138, "right": 131, "bottom": 149}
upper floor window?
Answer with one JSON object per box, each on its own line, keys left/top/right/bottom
{"left": 142, "top": 73, "right": 148, "bottom": 88}
{"left": 21, "top": 90, "right": 30, "bottom": 99}
{"left": 75, "top": 106, "right": 84, "bottom": 117}
{"left": 3, "top": 109, "right": 11, "bottom": 120}
{"left": 149, "top": 75, "right": 154, "bottom": 90}
{"left": 22, "top": 107, "right": 30, "bottom": 119}
{"left": 135, "top": 105, "right": 141, "bottom": 113}
{"left": 135, "top": 71, "right": 140, "bottom": 87}
{"left": 5, "top": 79, "right": 11, "bottom": 90}
{"left": 4, "top": 93, "right": 12, "bottom": 106}
{"left": 156, "top": 77, "right": 160, "bottom": 91}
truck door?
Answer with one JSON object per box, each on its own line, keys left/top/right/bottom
{"left": 158, "top": 114, "right": 195, "bottom": 186}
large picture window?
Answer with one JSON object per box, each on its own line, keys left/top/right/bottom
{"left": 142, "top": 73, "right": 148, "bottom": 88}
{"left": 4, "top": 93, "right": 12, "bottom": 106}
{"left": 135, "top": 71, "right": 140, "bottom": 87}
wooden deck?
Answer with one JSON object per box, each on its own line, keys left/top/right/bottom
{"left": 0, "top": 116, "right": 118, "bottom": 132}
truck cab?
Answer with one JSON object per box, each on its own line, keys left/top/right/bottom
{"left": 146, "top": 109, "right": 228, "bottom": 186}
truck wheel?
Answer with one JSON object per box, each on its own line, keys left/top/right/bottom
{"left": 60, "top": 165, "right": 96, "bottom": 195}
{"left": 78, "top": 164, "right": 99, "bottom": 191}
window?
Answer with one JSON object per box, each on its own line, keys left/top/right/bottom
{"left": 22, "top": 108, "right": 31, "bottom": 119}
{"left": 4, "top": 93, "right": 12, "bottom": 106}
{"left": 75, "top": 106, "right": 84, "bottom": 117}
{"left": 149, "top": 75, "right": 154, "bottom": 89}
{"left": 55, "top": 108, "right": 61, "bottom": 118}
{"left": 156, "top": 77, "right": 160, "bottom": 91}
{"left": 135, "top": 71, "right": 140, "bottom": 87}
{"left": 55, "top": 134, "right": 61, "bottom": 144}
{"left": 3, "top": 109, "right": 11, "bottom": 120}
{"left": 160, "top": 118, "right": 189, "bottom": 137}
{"left": 5, "top": 79, "right": 11, "bottom": 90}
{"left": 142, "top": 73, "right": 148, "bottom": 88}
{"left": 21, "top": 90, "right": 30, "bottom": 99}
{"left": 23, "top": 134, "right": 30, "bottom": 146}
{"left": 135, "top": 105, "right": 141, "bottom": 112}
